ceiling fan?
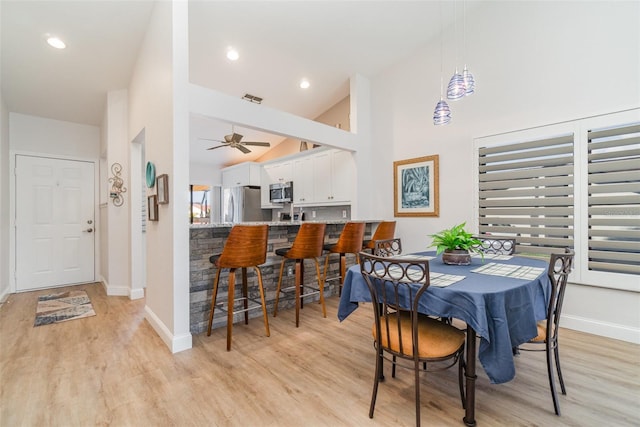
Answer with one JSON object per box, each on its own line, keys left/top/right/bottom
{"left": 199, "top": 126, "right": 271, "bottom": 154}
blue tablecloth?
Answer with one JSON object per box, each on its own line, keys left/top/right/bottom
{"left": 337, "top": 251, "right": 550, "bottom": 384}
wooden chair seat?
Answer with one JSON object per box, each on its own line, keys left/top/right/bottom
{"left": 530, "top": 322, "right": 547, "bottom": 342}
{"left": 373, "top": 312, "right": 465, "bottom": 358}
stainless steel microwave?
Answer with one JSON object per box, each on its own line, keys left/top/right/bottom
{"left": 269, "top": 182, "right": 293, "bottom": 203}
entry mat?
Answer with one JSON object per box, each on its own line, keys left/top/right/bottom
{"left": 34, "top": 290, "right": 96, "bottom": 327}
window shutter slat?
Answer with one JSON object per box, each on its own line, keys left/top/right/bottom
{"left": 478, "top": 132, "right": 574, "bottom": 255}
{"left": 587, "top": 122, "right": 640, "bottom": 275}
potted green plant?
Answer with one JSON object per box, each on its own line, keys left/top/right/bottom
{"left": 429, "top": 222, "right": 482, "bottom": 265}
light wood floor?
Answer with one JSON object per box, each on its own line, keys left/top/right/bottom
{"left": 1, "top": 283, "right": 639, "bottom": 426}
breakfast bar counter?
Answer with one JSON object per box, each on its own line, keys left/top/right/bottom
{"left": 189, "top": 220, "right": 380, "bottom": 334}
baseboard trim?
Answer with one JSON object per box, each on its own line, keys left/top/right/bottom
{"left": 0, "top": 288, "right": 10, "bottom": 303}
{"left": 100, "top": 276, "right": 133, "bottom": 297}
{"left": 130, "top": 288, "right": 145, "bottom": 300}
{"left": 562, "top": 314, "right": 640, "bottom": 344}
{"left": 144, "top": 304, "right": 192, "bottom": 353}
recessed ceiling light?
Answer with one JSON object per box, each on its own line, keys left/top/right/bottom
{"left": 226, "top": 47, "right": 239, "bottom": 61}
{"left": 299, "top": 79, "right": 310, "bottom": 89}
{"left": 46, "top": 36, "right": 66, "bottom": 49}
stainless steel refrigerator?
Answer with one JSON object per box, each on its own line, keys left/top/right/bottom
{"left": 222, "top": 186, "right": 270, "bottom": 223}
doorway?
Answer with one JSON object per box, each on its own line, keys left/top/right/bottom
{"left": 15, "top": 155, "right": 95, "bottom": 291}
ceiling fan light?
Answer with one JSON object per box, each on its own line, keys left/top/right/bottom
{"left": 433, "top": 99, "right": 451, "bottom": 125}
{"left": 299, "top": 79, "right": 310, "bottom": 89}
{"left": 447, "top": 70, "right": 467, "bottom": 100}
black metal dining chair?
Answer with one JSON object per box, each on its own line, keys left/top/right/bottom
{"left": 473, "top": 235, "right": 516, "bottom": 255}
{"left": 359, "top": 252, "right": 466, "bottom": 427}
{"left": 373, "top": 238, "right": 402, "bottom": 257}
{"left": 517, "top": 248, "right": 574, "bottom": 415}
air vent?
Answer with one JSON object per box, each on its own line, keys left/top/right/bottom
{"left": 242, "top": 93, "right": 263, "bottom": 104}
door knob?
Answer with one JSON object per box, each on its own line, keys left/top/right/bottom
{"left": 85, "top": 228, "right": 93, "bottom": 233}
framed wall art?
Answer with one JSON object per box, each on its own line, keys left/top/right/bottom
{"left": 393, "top": 155, "right": 439, "bottom": 217}
{"left": 148, "top": 195, "right": 158, "bottom": 221}
{"left": 157, "top": 174, "right": 169, "bottom": 204}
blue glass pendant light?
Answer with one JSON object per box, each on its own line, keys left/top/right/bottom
{"left": 433, "top": 98, "right": 451, "bottom": 125}
{"left": 447, "top": 68, "right": 466, "bottom": 100}
{"left": 462, "top": 66, "right": 475, "bottom": 95}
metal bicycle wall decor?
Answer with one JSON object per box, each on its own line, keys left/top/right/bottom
{"left": 109, "top": 162, "right": 127, "bottom": 207}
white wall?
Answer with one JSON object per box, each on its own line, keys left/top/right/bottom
{"left": 102, "top": 90, "right": 132, "bottom": 297}
{"left": 190, "top": 162, "right": 219, "bottom": 187}
{"left": 9, "top": 113, "right": 100, "bottom": 160}
{"left": 0, "top": 93, "right": 10, "bottom": 302}
{"left": 128, "top": 1, "right": 191, "bottom": 352}
{"left": 368, "top": 1, "right": 640, "bottom": 342}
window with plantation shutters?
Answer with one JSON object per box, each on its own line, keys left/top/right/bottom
{"left": 586, "top": 123, "right": 640, "bottom": 275}
{"left": 478, "top": 134, "right": 575, "bottom": 256}
{"left": 474, "top": 109, "right": 640, "bottom": 292}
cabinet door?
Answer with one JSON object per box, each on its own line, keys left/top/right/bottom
{"left": 293, "top": 157, "right": 314, "bottom": 204}
{"left": 222, "top": 167, "right": 244, "bottom": 188}
{"left": 312, "top": 151, "right": 332, "bottom": 203}
{"left": 270, "top": 161, "right": 293, "bottom": 183}
{"left": 261, "top": 166, "right": 275, "bottom": 208}
{"left": 330, "top": 150, "right": 353, "bottom": 203}
{"left": 221, "top": 163, "right": 261, "bottom": 187}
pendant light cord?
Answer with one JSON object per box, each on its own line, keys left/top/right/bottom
{"left": 454, "top": 0, "right": 458, "bottom": 71}
{"left": 463, "top": 0, "right": 469, "bottom": 68}
{"left": 439, "top": 1, "right": 444, "bottom": 98}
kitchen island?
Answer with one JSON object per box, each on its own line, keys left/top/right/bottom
{"left": 189, "top": 220, "right": 380, "bottom": 334}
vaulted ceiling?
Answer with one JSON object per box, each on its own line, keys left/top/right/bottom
{"left": 2, "top": 1, "right": 463, "bottom": 168}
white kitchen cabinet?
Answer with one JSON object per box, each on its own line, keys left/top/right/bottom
{"left": 328, "top": 149, "right": 354, "bottom": 203}
{"left": 266, "top": 161, "right": 293, "bottom": 184}
{"left": 260, "top": 149, "right": 353, "bottom": 208}
{"left": 260, "top": 166, "right": 274, "bottom": 208}
{"left": 221, "top": 162, "right": 261, "bottom": 188}
{"left": 292, "top": 156, "right": 314, "bottom": 204}
{"left": 312, "top": 151, "right": 332, "bottom": 203}
{"left": 312, "top": 149, "right": 353, "bottom": 204}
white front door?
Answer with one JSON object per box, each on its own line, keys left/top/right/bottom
{"left": 15, "top": 155, "right": 95, "bottom": 291}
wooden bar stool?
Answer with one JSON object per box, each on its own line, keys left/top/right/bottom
{"left": 323, "top": 222, "right": 366, "bottom": 296}
{"left": 362, "top": 220, "right": 396, "bottom": 253}
{"left": 273, "top": 222, "right": 327, "bottom": 327}
{"left": 206, "top": 224, "right": 270, "bottom": 351}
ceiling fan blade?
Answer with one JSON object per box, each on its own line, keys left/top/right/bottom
{"left": 231, "top": 133, "right": 243, "bottom": 143}
{"left": 199, "top": 137, "right": 226, "bottom": 143}
{"left": 242, "top": 141, "right": 271, "bottom": 147}
{"left": 206, "top": 145, "right": 227, "bottom": 150}
{"left": 236, "top": 144, "right": 251, "bottom": 154}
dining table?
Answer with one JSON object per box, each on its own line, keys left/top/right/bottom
{"left": 337, "top": 251, "right": 551, "bottom": 426}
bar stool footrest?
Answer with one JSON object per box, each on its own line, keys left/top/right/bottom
{"left": 216, "top": 297, "right": 266, "bottom": 315}
{"left": 278, "top": 286, "right": 321, "bottom": 299}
